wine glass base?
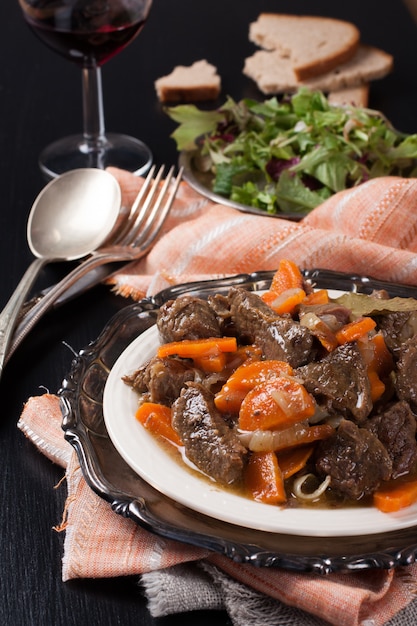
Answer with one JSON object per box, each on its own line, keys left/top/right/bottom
{"left": 39, "top": 133, "right": 153, "bottom": 180}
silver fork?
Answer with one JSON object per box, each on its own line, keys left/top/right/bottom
{"left": 6, "top": 164, "right": 183, "bottom": 362}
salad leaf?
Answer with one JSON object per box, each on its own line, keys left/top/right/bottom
{"left": 165, "top": 89, "right": 417, "bottom": 215}
{"left": 275, "top": 170, "right": 331, "bottom": 213}
{"left": 165, "top": 104, "right": 222, "bottom": 151}
{"left": 387, "top": 134, "right": 417, "bottom": 160}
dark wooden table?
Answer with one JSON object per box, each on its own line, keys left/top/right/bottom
{"left": 1, "top": 1, "right": 416, "bottom": 624}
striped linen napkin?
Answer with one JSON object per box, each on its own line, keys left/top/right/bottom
{"left": 17, "top": 171, "right": 417, "bottom": 626}
{"left": 105, "top": 169, "right": 417, "bottom": 300}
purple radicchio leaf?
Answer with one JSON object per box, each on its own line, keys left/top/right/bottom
{"left": 266, "top": 157, "right": 300, "bottom": 181}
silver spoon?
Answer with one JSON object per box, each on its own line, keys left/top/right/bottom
{"left": 0, "top": 168, "right": 121, "bottom": 378}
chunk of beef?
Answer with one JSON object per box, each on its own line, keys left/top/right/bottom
{"left": 207, "top": 293, "right": 235, "bottom": 334}
{"left": 365, "top": 400, "right": 417, "bottom": 479}
{"left": 172, "top": 382, "right": 247, "bottom": 485}
{"left": 395, "top": 333, "right": 417, "bottom": 413}
{"left": 315, "top": 419, "right": 392, "bottom": 500}
{"left": 226, "top": 287, "right": 314, "bottom": 367}
{"left": 157, "top": 296, "right": 222, "bottom": 343}
{"left": 377, "top": 311, "right": 417, "bottom": 357}
{"left": 297, "top": 343, "right": 372, "bottom": 423}
{"left": 123, "top": 356, "right": 200, "bottom": 406}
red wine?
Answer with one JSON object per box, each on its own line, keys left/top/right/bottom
{"left": 19, "top": 0, "right": 152, "bottom": 67}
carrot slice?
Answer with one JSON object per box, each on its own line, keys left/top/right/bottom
{"left": 193, "top": 352, "right": 227, "bottom": 373}
{"left": 262, "top": 287, "right": 306, "bottom": 315}
{"left": 277, "top": 445, "right": 314, "bottom": 479}
{"left": 221, "top": 344, "right": 263, "bottom": 375}
{"left": 373, "top": 479, "right": 417, "bottom": 513}
{"left": 238, "top": 377, "right": 315, "bottom": 431}
{"left": 335, "top": 317, "right": 376, "bottom": 344}
{"left": 235, "top": 344, "right": 263, "bottom": 361}
{"left": 157, "top": 336, "right": 237, "bottom": 359}
{"left": 214, "top": 360, "right": 294, "bottom": 414}
{"left": 270, "top": 259, "right": 304, "bottom": 295}
{"left": 369, "top": 333, "right": 394, "bottom": 378}
{"left": 262, "top": 260, "right": 305, "bottom": 315}
{"left": 226, "top": 359, "right": 295, "bottom": 388}
{"left": 302, "top": 289, "right": 329, "bottom": 306}
{"left": 368, "top": 369, "right": 386, "bottom": 403}
{"left": 300, "top": 312, "right": 339, "bottom": 352}
{"left": 244, "top": 451, "right": 287, "bottom": 504}
{"left": 135, "top": 402, "right": 182, "bottom": 446}
{"left": 358, "top": 333, "right": 393, "bottom": 402}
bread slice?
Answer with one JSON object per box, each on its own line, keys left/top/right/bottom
{"left": 243, "top": 45, "right": 393, "bottom": 95}
{"left": 155, "top": 60, "right": 221, "bottom": 103}
{"left": 328, "top": 84, "right": 370, "bottom": 108}
{"left": 249, "top": 14, "right": 360, "bottom": 80}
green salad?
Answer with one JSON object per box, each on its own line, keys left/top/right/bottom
{"left": 166, "top": 89, "right": 417, "bottom": 216}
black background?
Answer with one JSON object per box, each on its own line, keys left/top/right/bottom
{"left": 1, "top": 1, "right": 416, "bottom": 624}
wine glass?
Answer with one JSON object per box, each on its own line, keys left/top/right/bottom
{"left": 403, "top": 0, "right": 417, "bottom": 22}
{"left": 18, "top": 0, "right": 153, "bottom": 179}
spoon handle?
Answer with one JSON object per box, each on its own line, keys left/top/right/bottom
{"left": 0, "top": 257, "right": 47, "bottom": 377}
{"left": 6, "top": 252, "right": 123, "bottom": 362}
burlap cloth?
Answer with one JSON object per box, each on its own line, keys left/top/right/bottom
{"left": 17, "top": 170, "right": 417, "bottom": 626}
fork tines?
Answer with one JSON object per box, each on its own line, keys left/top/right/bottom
{"left": 115, "top": 164, "right": 183, "bottom": 248}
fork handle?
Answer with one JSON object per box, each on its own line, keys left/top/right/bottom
{"left": 0, "top": 257, "right": 47, "bottom": 377}
{"left": 6, "top": 251, "right": 127, "bottom": 362}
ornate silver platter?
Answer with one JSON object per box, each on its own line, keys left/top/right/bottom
{"left": 59, "top": 269, "right": 417, "bottom": 574}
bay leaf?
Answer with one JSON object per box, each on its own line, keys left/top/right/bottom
{"left": 334, "top": 292, "right": 417, "bottom": 316}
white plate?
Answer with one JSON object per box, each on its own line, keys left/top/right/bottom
{"left": 103, "top": 318, "right": 417, "bottom": 538}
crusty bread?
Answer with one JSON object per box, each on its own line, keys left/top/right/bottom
{"left": 243, "top": 45, "right": 393, "bottom": 95}
{"left": 155, "top": 60, "right": 221, "bottom": 103}
{"left": 328, "top": 84, "right": 370, "bottom": 108}
{"left": 249, "top": 14, "right": 360, "bottom": 80}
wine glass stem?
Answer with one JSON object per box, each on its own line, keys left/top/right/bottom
{"left": 82, "top": 65, "right": 107, "bottom": 168}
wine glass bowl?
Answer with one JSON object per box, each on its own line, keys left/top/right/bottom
{"left": 18, "top": 0, "right": 153, "bottom": 179}
{"left": 403, "top": 0, "right": 417, "bottom": 23}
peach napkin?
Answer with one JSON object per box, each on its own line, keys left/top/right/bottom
{"left": 104, "top": 170, "right": 417, "bottom": 300}
{"left": 17, "top": 170, "right": 417, "bottom": 626}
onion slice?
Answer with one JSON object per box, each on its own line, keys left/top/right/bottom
{"left": 293, "top": 473, "right": 331, "bottom": 501}
{"left": 239, "top": 421, "right": 310, "bottom": 452}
